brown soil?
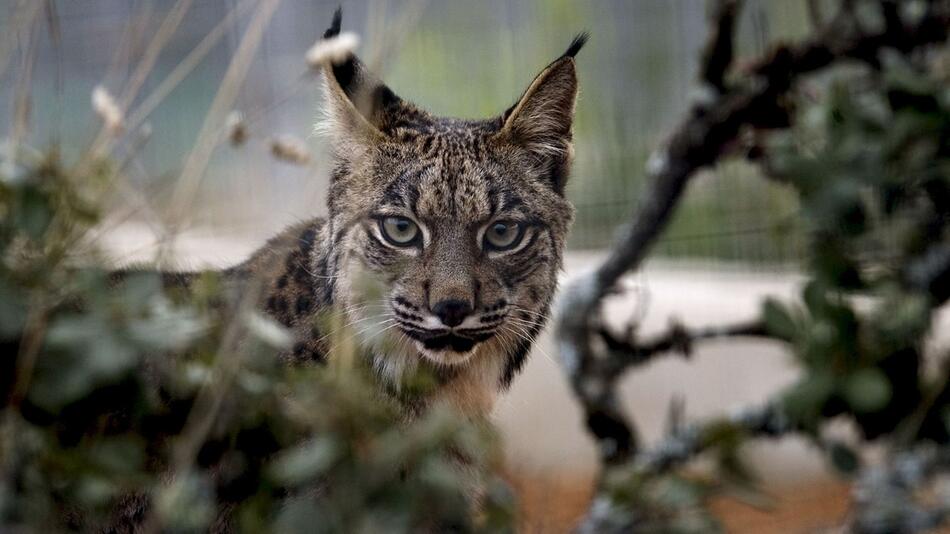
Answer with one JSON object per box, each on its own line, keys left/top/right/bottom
{"left": 506, "top": 468, "right": 852, "bottom": 533}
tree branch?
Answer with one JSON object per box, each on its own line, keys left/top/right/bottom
{"left": 575, "top": 402, "right": 793, "bottom": 534}
{"left": 566, "top": 317, "right": 783, "bottom": 467}
{"left": 701, "top": 0, "right": 740, "bottom": 92}
{"left": 598, "top": 319, "right": 775, "bottom": 369}
{"left": 635, "top": 402, "right": 791, "bottom": 475}
{"left": 555, "top": 0, "right": 950, "bottom": 469}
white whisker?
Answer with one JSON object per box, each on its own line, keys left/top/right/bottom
{"left": 501, "top": 322, "right": 556, "bottom": 366}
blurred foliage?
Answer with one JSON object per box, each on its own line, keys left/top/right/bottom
{"left": 0, "top": 154, "right": 512, "bottom": 531}
{"left": 765, "top": 46, "right": 950, "bottom": 443}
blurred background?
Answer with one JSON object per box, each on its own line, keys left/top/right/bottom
{"left": 2, "top": 1, "right": 876, "bottom": 531}
{"left": 1, "top": 0, "right": 811, "bottom": 262}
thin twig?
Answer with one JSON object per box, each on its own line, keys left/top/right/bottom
{"left": 160, "top": 0, "right": 282, "bottom": 250}
{"left": 636, "top": 402, "right": 790, "bottom": 475}
{"left": 597, "top": 319, "right": 775, "bottom": 369}
{"left": 9, "top": 294, "right": 49, "bottom": 410}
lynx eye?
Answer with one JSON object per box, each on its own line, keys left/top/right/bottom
{"left": 379, "top": 216, "right": 420, "bottom": 247}
{"left": 484, "top": 221, "right": 524, "bottom": 251}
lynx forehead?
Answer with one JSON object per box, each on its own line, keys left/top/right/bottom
{"left": 233, "top": 10, "right": 587, "bottom": 416}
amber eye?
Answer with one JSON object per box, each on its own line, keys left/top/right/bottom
{"left": 484, "top": 221, "right": 524, "bottom": 251}
{"left": 379, "top": 216, "right": 420, "bottom": 247}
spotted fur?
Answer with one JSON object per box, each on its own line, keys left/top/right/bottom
{"left": 171, "top": 10, "right": 585, "bottom": 419}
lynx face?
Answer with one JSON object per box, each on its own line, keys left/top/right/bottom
{"left": 346, "top": 131, "right": 574, "bottom": 369}
{"left": 318, "top": 12, "right": 585, "bottom": 387}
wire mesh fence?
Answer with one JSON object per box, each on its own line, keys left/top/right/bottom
{"left": 1, "top": 0, "right": 812, "bottom": 267}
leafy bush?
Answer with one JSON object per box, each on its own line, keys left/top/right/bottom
{"left": 765, "top": 47, "right": 950, "bottom": 440}
{"left": 0, "top": 154, "right": 513, "bottom": 532}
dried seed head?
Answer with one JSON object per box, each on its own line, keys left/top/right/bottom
{"left": 270, "top": 135, "right": 311, "bottom": 165}
{"left": 305, "top": 32, "right": 360, "bottom": 69}
{"left": 226, "top": 111, "right": 248, "bottom": 146}
{"left": 92, "top": 85, "right": 124, "bottom": 135}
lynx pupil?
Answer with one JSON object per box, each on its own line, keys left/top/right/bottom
{"left": 381, "top": 216, "right": 418, "bottom": 245}
{"left": 485, "top": 221, "right": 521, "bottom": 250}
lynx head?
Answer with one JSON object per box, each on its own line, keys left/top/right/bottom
{"left": 317, "top": 10, "right": 586, "bottom": 389}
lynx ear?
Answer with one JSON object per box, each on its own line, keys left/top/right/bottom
{"left": 317, "top": 9, "right": 407, "bottom": 146}
{"left": 497, "top": 33, "right": 588, "bottom": 194}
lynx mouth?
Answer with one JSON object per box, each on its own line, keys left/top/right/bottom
{"left": 398, "top": 326, "right": 495, "bottom": 355}
{"left": 420, "top": 334, "right": 477, "bottom": 353}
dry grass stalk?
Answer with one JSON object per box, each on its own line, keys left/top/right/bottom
{"left": 161, "top": 0, "right": 282, "bottom": 249}
{"left": 226, "top": 111, "right": 248, "bottom": 146}
{"left": 117, "top": 0, "right": 194, "bottom": 112}
{"left": 0, "top": 0, "right": 44, "bottom": 84}
{"left": 10, "top": 3, "right": 40, "bottom": 165}
{"left": 124, "top": 0, "right": 258, "bottom": 136}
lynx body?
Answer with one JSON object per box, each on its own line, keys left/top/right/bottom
{"left": 214, "top": 11, "right": 585, "bottom": 418}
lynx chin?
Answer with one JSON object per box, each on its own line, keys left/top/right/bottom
{"left": 140, "top": 10, "right": 587, "bottom": 419}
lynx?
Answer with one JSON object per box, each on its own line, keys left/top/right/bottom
{"left": 156, "top": 10, "right": 585, "bottom": 419}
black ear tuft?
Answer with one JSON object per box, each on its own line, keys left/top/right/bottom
{"left": 319, "top": 6, "right": 414, "bottom": 141}
{"left": 321, "top": 7, "right": 357, "bottom": 94}
{"left": 561, "top": 32, "right": 590, "bottom": 60}
{"left": 323, "top": 7, "right": 342, "bottom": 39}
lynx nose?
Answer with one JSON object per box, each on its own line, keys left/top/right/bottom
{"left": 431, "top": 299, "right": 472, "bottom": 328}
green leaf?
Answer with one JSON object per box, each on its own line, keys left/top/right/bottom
{"left": 842, "top": 368, "right": 892, "bottom": 413}
{"left": 126, "top": 305, "right": 207, "bottom": 351}
{"left": 74, "top": 476, "right": 118, "bottom": 507}
{"left": 874, "top": 292, "right": 930, "bottom": 349}
{"left": 781, "top": 372, "right": 835, "bottom": 426}
{"left": 14, "top": 185, "right": 52, "bottom": 240}
{"left": 268, "top": 437, "right": 342, "bottom": 486}
{"left": 88, "top": 437, "right": 146, "bottom": 474}
{"left": 155, "top": 471, "right": 213, "bottom": 531}
{"left": 244, "top": 311, "right": 292, "bottom": 350}
{"left": 762, "top": 299, "right": 797, "bottom": 340}
{"left": 0, "top": 281, "right": 26, "bottom": 339}
{"left": 802, "top": 281, "right": 826, "bottom": 315}
{"left": 828, "top": 442, "right": 859, "bottom": 475}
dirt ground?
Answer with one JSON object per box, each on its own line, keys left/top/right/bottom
{"left": 506, "top": 469, "right": 851, "bottom": 533}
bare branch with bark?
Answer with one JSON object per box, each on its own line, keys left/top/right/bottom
{"left": 598, "top": 319, "right": 775, "bottom": 369}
